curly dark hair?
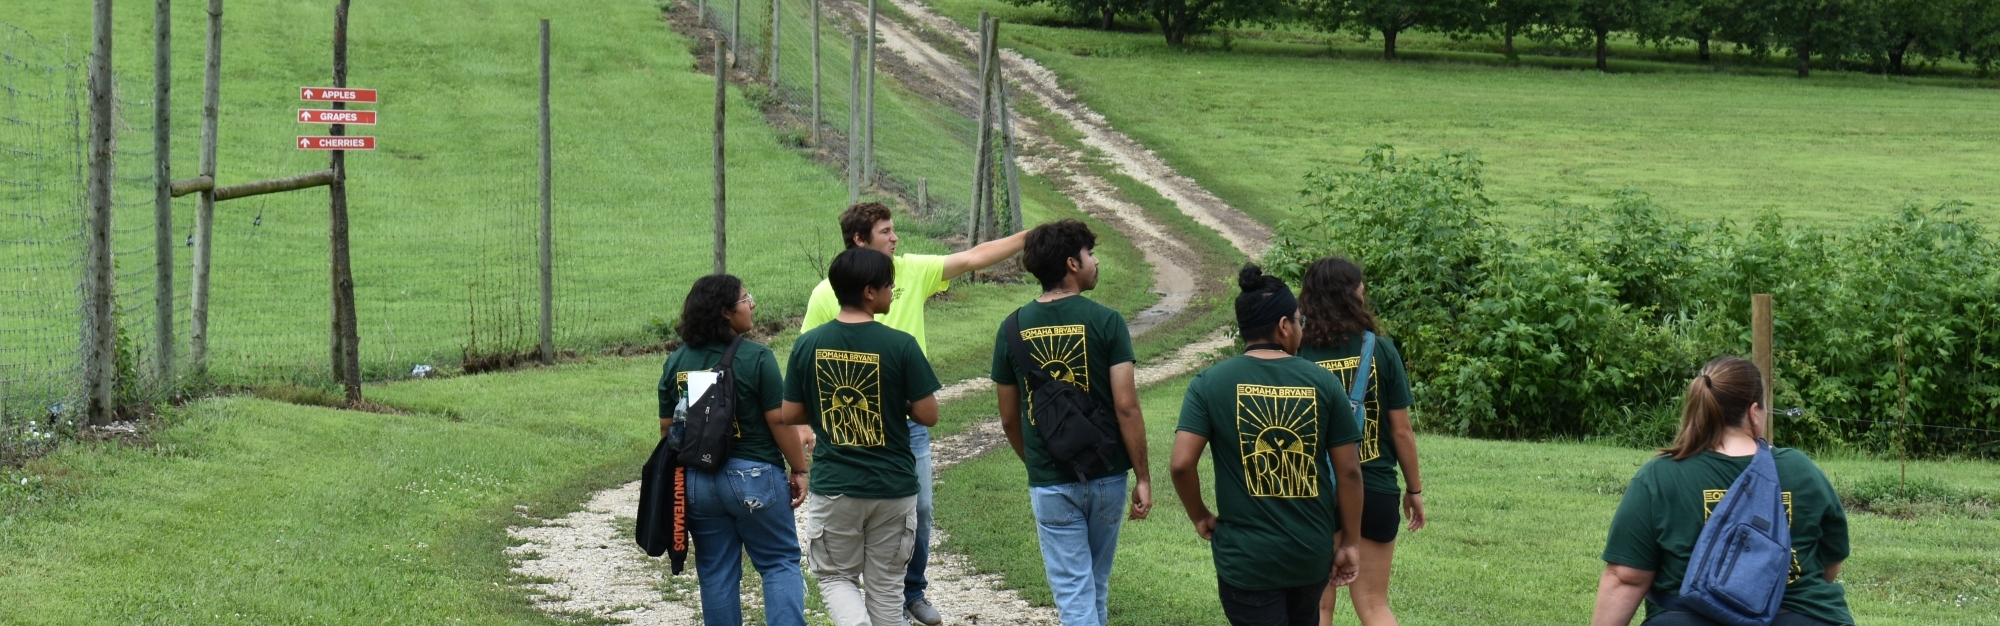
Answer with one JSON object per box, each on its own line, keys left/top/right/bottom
{"left": 675, "top": 274, "right": 743, "bottom": 347}
{"left": 1299, "top": 256, "right": 1378, "bottom": 348}
{"left": 1022, "top": 219, "right": 1097, "bottom": 291}
{"left": 838, "top": 202, "right": 894, "bottom": 249}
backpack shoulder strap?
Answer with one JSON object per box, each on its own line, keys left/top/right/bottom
{"left": 1349, "top": 332, "right": 1376, "bottom": 428}
{"left": 715, "top": 335, "right": 745, "bottom": 372}
{"left": 1003, "top": 310, "right": 1054, "bottom": 391}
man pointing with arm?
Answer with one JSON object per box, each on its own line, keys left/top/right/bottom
{"left": 800, "top": 202, "right": 1028, "bottom": 626}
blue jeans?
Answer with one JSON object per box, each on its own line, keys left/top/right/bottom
{"left": 904, "top": 421, "right": 934, "bottom": 606}
{"left": 687, "top": 458, "right": 806, "bottom": 626}
{"left": 1030, "top": 473, "right": 1128, "bottom": 626}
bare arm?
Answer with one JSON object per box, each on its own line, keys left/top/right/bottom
{"left": 997, "top": 383, "right": 1027, "bottom": 461}
{"left": 1170, "top": 432, "right": 1215, "bottom": 540}
{"left": 1109, "top": 362, "right": 1152, "bottom": 520}
{"left": 909, "top": 395, "right": 939, "bottom": 427}
{"left": 942, "top": 230, "right": 1027, "bottom": 280}
{"left": 766, "top": 408, "right": 810, "bottom": 472}
{"left": 779, "top": 400, "right": 808, "bottom": 426}
{"left": 1590, "top": 563, "right": 1655, "bottom": 626}
{"left": 1824, "top": 560, "right": 1841, "bottom": 583}
{"left": 1328, "top": 442, "right": 1364, "bottom": 587}
{"left": 1387, "top": 407, "right": 1426, "bottom": 530}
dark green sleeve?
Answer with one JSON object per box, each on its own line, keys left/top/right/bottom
{"left": 1813, "top": 466, "right": 1851, "bottom": 563}
{"left": 1175, "top": 374, "right": 1211, "bottom": 437}
{"left": 783, "top": 339, "right": 808, "bottom": 404}
{"left": 1602, "top": 463, "right": 1661, "bottom": 571}
{"left": 990, "top": 321, "right": 1018, "bottom": 385}
{"left": 658, "top": 352, "right": 681, "bottom": 419}
{"left": 1107, "top": 310, "right": 1135, "bottom": 366}
{"left": 1317, "top": 366, "right": 1364, "bottom": 447}
{"left": 906, "top": 338, "right": 943, "bottom": 400}
{"left": 1378, "top": 336, "right": 1413, "bottom": 411}
{"left": 756, "top": 347, "right": 783, "bottom": 413}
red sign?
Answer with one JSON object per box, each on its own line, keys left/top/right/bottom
{"left": 298, "top": 109, "right": 378, "bottom": 125}
{"left": 300, "top": 87, "right": 378, "bottom": 103}
{"left": 297, "top": 136, "right": 376, "bottom": 151}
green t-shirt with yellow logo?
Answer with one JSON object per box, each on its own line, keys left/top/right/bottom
{"left": 1297, "top": 333, "right": 1412, "bottom": 495}
{"left": 658, "top": 340, "right": 787, "bottom": 468}
{"left": 783, "top": 320, "right": 942, "bottom": 499}
{"left": 1176, "top": 354, "right": 1365, "bottom": 591}
{"left": 1602, "top": 448, "right": 1854, "bottom": 626}
{"left": 802, "top": 254, "right": 950, "bottom": 355}
{"left": 988, "top": 295, "right": 1136, "bottom": 487}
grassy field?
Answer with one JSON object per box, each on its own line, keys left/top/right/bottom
{"left": 920, "top": 0, "right": 2000, "bottom": 229}
{"left": 935, "top": 373, "right": 2000, "bottom": 625}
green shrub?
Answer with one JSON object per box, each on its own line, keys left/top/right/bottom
{"left": 1268, "top": 146, "right": 2000, "bottom": 455}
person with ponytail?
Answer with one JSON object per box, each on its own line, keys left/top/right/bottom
{"left": 1295, "top": 257, "right": 1425, "bottom": 626}
{"left": 659, "top": 274, "right": 812, "bottom": 626}
{"left": 1591, "top": 356, "right": 1854, "bottom": 626}
{"left": 1171, "top": 265, "right": 1367, "bottom": 626}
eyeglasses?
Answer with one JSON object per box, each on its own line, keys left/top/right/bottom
{"left": 737, "top": 292, "right": 755, "bottom": 305}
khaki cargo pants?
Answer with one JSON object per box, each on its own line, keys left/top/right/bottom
{"left": 804, "top": 492, "right": 919, "bottom": 626}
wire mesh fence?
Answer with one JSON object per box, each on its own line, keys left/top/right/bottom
{"left": 0, "top": 0, "right": 1008, "bottom": 454}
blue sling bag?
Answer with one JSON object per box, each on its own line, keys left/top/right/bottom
{"left": 1656, "top": 439, "right": 1791, "bottom": 626}
{"left": 1322, "top": 332, "right": 1375, "bottom": 477}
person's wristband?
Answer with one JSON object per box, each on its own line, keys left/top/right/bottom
{"left": 790, "top": 469, "right": 809, "bottom": 477}
{"left": 1405, "top": 489, "right": 1421, "bottom": 495}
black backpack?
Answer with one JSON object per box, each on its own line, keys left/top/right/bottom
{"left": 1003, "top": 310, "right": 1124, "bottom": 483}
{"left": 676, "top": 336, "right": 743, "bottom": 471}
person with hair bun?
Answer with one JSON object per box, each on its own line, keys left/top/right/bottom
{"left": 659, "top": 273, "right": 813, "bottom": 626}
{"left": 1171, "top": 265, "right": 1367, "bottom": 626}
{"left": 1591, "top": 356, "right": 1854, "bottom": 626}
{"left": 1295, "top": 257, "right": 1425, "bottom": 626}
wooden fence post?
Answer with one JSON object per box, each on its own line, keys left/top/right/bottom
{"left": 730, "top": 0, "right": 740, "bottom": 68}
{"left": 329, "top": 0, "right": 361, "bottom": 403}
{"left": 714, "top": 38, "right": 728, "bottom": 275}
{"left": 810, "top": 0, "right": 819, "bottom": 147}
{"left": 847, "top": 35, "right": 860, "bottom": 204}
{"left": 86, "top": 0, "right": 117, "bottom": 424}
{"left": 994, "top": 24, "right": 1021, "bottom": 235}
{"left": 769, "top": 0, "right": 780, "bottom": 90}
{"left": 917, "top": 177, "right": 927, "bottom": 213}
{"left": 191, "top": 0, "right": 222, "bottom": 377}
{"left": 538, "top": 19, "right": 554, "bottom": 364}
{"left": 864, "top": 0, "right": 876, "bottom": 182}
{"left": 967, "top": 14, "right": 991, "bottom": 245}
{"left": 1752, "top": 293, "right": 1774, "bottom": 440}
{"left": 153, "top": 0, "right": 175, "bottom": 388}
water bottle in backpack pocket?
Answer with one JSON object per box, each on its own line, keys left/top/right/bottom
{"left": 676, "top": 337, "right": 743, "bottom": 471}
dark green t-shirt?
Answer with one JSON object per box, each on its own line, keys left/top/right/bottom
{"left": 989, "top": 296, "right": 1137, "bottom": 487}
{"left": 1175, "top": 354, "right": 1365, "bottom": 591}
{"left": 1602, "top": 449, "right": 1854, "bottom": 626}
{"left": 784, "top": 320, "right": 942, "bottom": 499}
{"left": 1297, "top": 334, "right": 1412, "bottom": 494}
{"left": 658, "top": 340, "right": 788, "bottom": 468}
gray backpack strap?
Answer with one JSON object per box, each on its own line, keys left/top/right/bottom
{"left": 1349, "top": 331, "right": 1376, "bottom": 430}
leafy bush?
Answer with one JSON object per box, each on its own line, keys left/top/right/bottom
{"left": 1268, "top": 146, "right": 2000, "bottom": 455}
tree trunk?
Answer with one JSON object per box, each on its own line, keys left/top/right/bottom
{"left": 1595, "top": 27, "right": 1608, "bottom": 71}
{"left": 1383, "top": 27, "right": 1398, "bottom": 60}
{"left": 1503, "top": 25, "right": 1516, "bottom": 59}
{"left": 1101, "top": 6, "right": 1114, "bottom": 30}
{"left": 1796, "top": 43, "right": 1811, "bottom": 78}
{"left": 1888, "top": 35, "right": 1913, "bottom": 74}
{"left": 1697, "top": 34, "right": 1710, "bottom": 63}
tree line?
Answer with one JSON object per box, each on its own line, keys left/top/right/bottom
{"left": 1011, "top": 0, "right": 2000, "bottom": 76}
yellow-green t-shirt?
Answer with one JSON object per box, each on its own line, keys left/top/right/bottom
{"left": 802, "top": 254, "right": 950, "bottom": 354}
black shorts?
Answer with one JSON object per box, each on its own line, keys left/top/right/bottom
{"left": 1217, "top": 576, "right": 1327, "bottom": 626}
{"left": 1335, "top": 489, "right": 1403, "bottom": 544}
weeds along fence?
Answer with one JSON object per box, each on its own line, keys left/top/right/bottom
{"left": 2, "top": 0, "right": 1018, "bottom": 455}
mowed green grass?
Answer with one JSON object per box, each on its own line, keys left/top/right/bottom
{"left": 935, "top": 374, "right": 2000, "bottom": 625}
{"left": 921, "top": 0, "right": 2000, "bottom": 228}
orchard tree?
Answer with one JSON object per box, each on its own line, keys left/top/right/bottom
{"left": 1140, "top": 0, "right": 1288, "bottom": 46}
{"left": 1322, "top": 0, "right": 1477, "bottom": 60}
{"left": 1545, "top": 0, "right": 1658, "bottom": 71}
{"left": 1008, "top": 0, "right": 1142, "bottom": 29}
{"left": 1479, "top": 0, "right": 1560, "bottom": 59}
{"left": 1950, "top": 0, "right": 2000, "bottom": 74}
{"left": 1851, "top": 0, "right": 1952, "bottom": 74}
{"left": 1744, "top": 0, "right": 1859, "bottom": 77}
